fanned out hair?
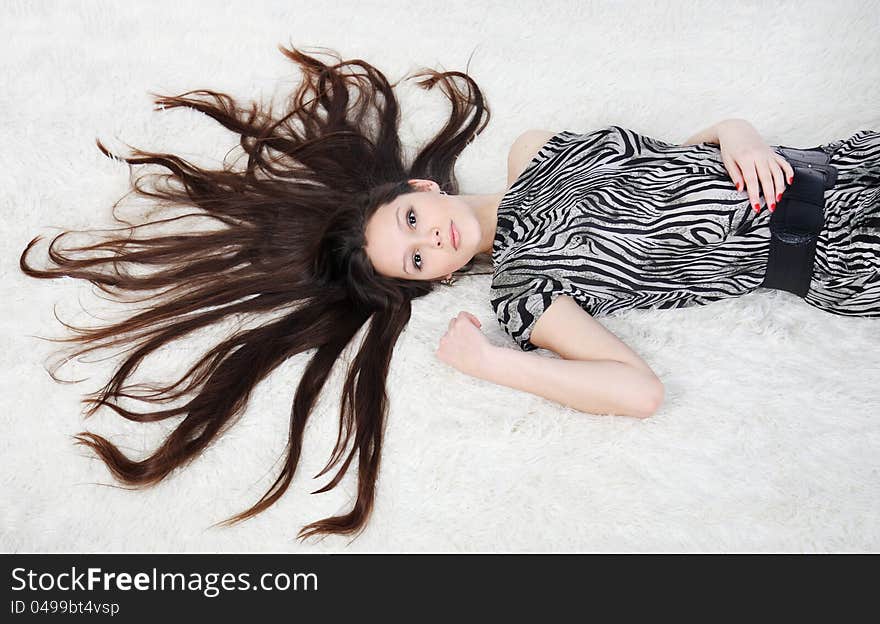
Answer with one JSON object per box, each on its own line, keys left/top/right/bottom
{"left": 18, "top": 43, "right": 493, "bottom": 542}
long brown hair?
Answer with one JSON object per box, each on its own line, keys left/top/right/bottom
{"left": 19, "top": 44, "right": 493, "bottom": 542}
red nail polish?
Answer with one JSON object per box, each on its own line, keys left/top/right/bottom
{"left": 788, "top": 177, "right": 793, "bottom": 183}
{"left": 777, "top": 193, "right": 782, "bottom": 202}
{"left": 770, "top": 202, "right": 776, "bottom": 210}
{"left": 754, "top": 203, "right": 760, "bottom": 212}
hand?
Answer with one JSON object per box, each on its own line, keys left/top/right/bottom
{"left": 435, "top": 311, "right": 493, "bottom": 379}
{"left": 717, "top": 119, "right": 796, "bottom": 214}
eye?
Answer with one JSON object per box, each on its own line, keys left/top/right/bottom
{"left": 407, "top": 207, "right": 423, "bottom": 271}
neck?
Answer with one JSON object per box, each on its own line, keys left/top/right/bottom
{"left": 459, "top": 191, "right": 506, "bottom": 255}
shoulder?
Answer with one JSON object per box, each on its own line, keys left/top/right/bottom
{"left": 507, "top": 129, "right": 560, "bottom": 187}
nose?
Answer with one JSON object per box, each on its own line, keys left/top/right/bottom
{"left": 425, "top": 227, "right": 443, "bottom": 248}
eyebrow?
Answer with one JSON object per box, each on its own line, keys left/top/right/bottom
{"left": 397, "top": 203, "right": 409, "bottom": 275}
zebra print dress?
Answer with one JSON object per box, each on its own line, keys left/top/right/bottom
{"left": 490, "top": 125, "right": 880, "bottom": 351}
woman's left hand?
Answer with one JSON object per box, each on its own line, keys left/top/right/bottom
{"left": 717, "top": 118, "right": 796, "bottom": 214}
{"left": 435, "top": 311, "right": 493, "bottom": 379}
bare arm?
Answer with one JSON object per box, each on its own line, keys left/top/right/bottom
{"left": 470, "top": 295, "right": 664, "bottom": 418}
{"left": 476, "top": 346, "right": 661, "bottom": 418}
{"left": 681, "top": 121, "right": 722, "bottom": 146}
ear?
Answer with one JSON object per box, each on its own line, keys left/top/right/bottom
{"left": 407, "top": 178, "right": 439, "bottom": 193}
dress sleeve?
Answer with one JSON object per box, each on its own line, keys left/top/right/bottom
{"left": 490, "top": 274, "right": 624, "bottom": 352}
{"left": 490, "top": 275, "right": 570, "bottom": 352}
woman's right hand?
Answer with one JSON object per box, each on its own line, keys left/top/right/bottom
{"left": 435, "top": 311, "right": 492, "bottom": 380}
{"left": 717, "top": 118, "right": 796, "bottom": 214}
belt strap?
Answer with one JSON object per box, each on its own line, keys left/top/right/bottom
{"left": 759, "top": 146, "right": 837, "bottom": 298}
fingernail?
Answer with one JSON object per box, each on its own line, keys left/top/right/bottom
{"left": 788, "top": 176, "right": 793, "bottom": 183}
{"left": 754, "top": 203, "right": 760, "bottom": 212}
{"left": 776, "top": 193, "right": 782, "bottom": 202}
{"left": 770, "top": 202, "right": 776, "bottom": 211}
{"left": 736, "top": 183, "right": 741, "bottom": 191}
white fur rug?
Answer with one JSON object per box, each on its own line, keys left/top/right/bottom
{"left": 2, "top": 0, "right": 879, "bottom": 553}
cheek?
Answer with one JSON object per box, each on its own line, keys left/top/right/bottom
{"left": 461, "top": 212, "right": 478, "bottom": 247}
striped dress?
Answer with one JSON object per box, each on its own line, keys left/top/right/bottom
{"left": 490, "top": 125, "right": 880, "bottom": 351}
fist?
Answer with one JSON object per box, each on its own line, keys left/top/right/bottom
{"left": 435, "top": 311, "right": 492, "bottom": 379}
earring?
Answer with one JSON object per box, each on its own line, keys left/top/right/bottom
{"left": 441, "top": 275, "right": 456, "bottom": 286}
{"left": 439, "top": 190, "right": 448, "bottom": 195}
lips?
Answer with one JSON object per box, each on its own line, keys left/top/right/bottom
{"left": 451, "top": 221, "right": 458, "bottom": 250}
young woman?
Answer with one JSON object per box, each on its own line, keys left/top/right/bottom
{"left": 19, "top": 45, "right": 880, "bottom": 542}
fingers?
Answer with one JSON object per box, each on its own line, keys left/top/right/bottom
{"left": 755, "top": 160, "right": 777, "bottom": 213}
{"left": 726, "top": 150, "right": 797, "bottom": 214}
{"left": 768, "top": 158, "right": 786, "bottom": 208}
{"left": 743, "top": 158, "right": 793, "bottom": 214}
{"left": 774, "top": 154, "right": 795, "bottom": 185}
{"left": 741, "top": 161, "right": 762, "bottom": 213}
{"left": 758, "top": 156, "right": 796, "bottom": 213}
{"left": 722, "top": 153, "right": 744, "bottom": 192}
{"left": 458, "top": 311, "right": 482, "bottom": 328}
{"left": 723, "top": 152, "right": 776, "bottom": 212}
{"left": 453, "top": 311, "right": 482, "bottom": 329}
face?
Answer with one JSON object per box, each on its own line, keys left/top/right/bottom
{"left": 363, "top": 180, "right": 478, "bottom": 281}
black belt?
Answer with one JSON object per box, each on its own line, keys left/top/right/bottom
{"left": 759, "top": 145, "right": 838, "bottom": 297}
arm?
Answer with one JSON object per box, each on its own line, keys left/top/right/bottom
{"left": 686, "top": 119, "right": 795, "bottom": 210}
{"left": 681, "top": 121, "right": 722, "bottom": 146}
{"left": 486, "top": 295, "right": 663, "bottom": 418}
{"left": 477, "top": 347, "right": 661, "bottom": 418}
